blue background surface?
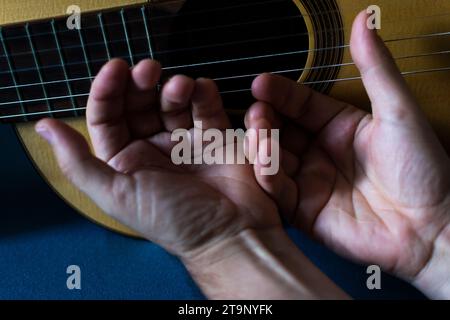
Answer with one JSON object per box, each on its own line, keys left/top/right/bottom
{"left": 0, "top": 124, "right": 426, "bottom": 300}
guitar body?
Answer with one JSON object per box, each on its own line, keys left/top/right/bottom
{"left": 1, "top": 0, "right": 449, "bottom": 236}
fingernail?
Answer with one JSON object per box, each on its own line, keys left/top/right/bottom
{"left": 36, "top": 125, "right": 53, "bottom": 144}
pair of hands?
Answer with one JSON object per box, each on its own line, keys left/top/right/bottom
{"left": 36, "top": 12, "right": 450, "bottom": 298}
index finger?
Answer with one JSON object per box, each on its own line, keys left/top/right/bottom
{"left": 87, "top": 59, "right": 130, "bottom": 162}
{"left": 251, "top": 73, "right": 351, "bottom": 133}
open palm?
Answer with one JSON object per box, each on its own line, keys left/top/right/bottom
{"left": 246, "top": 12, "right": 450, "bottom": 280}
{"left": 36, "top": 59, "right": 279, "bottom": 259}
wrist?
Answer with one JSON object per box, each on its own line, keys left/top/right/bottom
{"left": 182, "top": 226, "right": 348, "bottom": 300}
{"left": 413, "top": 197, "right": 450, "bottom": 299}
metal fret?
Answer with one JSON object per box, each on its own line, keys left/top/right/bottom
{"left": 77, "top": 28, "right": 93, "bottom": 82}
{"left": 141, "top": 5, "right": 155, "bottom": 60}
{"left": 51, "top": 20, "right": 78, "bottom": 116}
{"left": 98, "top": 13, "right": 111, "bottom": 60}
{"left": 120, "top": 9, "right": 135, "bottom": 66}
{"left": 0, "top": 27, "right": 27, "bottom": 121}
{"left": 25, "top": 23, "right": 53, "bottom": 116}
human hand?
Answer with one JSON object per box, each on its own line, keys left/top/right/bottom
{"left": 35, "top": 59, "right": 280, "bottom": 261}
{"left": 35, "top": 59, "right": 350, "bottom": 299}
{"left": 245, "top": 11, "right": 450, "bottom": 298}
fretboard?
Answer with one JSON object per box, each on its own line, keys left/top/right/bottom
{"left": 0, "top": 0, "right": 329, "bottom": 123}
{"left": 0, "top": 4, "right": 159, "bottom": 122}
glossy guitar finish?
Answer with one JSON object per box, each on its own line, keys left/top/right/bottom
{"left": 1, "top": 0, "right": 449, "bottom": 236}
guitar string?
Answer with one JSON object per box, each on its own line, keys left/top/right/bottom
{"left": 0, "top": 2, "right": 448, "bottom": 113}
{"left": 0, "top": 0, "right": 341, "bottom": 43}
{"left": 1, "top": 66, "right": 449, "bottom": 120}
{"left": 212, "top": 50, "right": 450, "bottom": 81}
{"left": 6, "top": 4, "right": 449, "bottom": 44}
{"left": 221, "top": 66, "right": 450, "bottom": 93}
{"left": 1, "top": 49, "right": 449, "bottom": 92}
{"left": 0, "top": 29, "right": 325, "bottom": 61}
{"left": 0, "top": 7, "right": 340, "bottom": 43}
{"left": 0, "top": 65, "right": 449, "bottom": 112}
{"left": 1, "top": 9, "right": 449, "bottom": 61}
{"left": 0, "top": 30, "right": 449, "bottom": 79}
{"left": 149, "top": 10, "right": 450, "bottom": 40}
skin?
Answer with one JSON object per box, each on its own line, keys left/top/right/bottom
{"left": 35, "top": 11, "right": 450, "bottom": 299}
{"left": 35, "top": 59, "right": 281, "bottom": 259}
{"left": 246, "top": 12, "right": 450, "bottom": 298}
{"left": 34, "top": 51, "right": 346, "bottom": 299}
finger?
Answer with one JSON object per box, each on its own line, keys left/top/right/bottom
{"left": 350, "top": 10, "right": 421, "bottom": 122}
{"left": 249, "top": 118, "right": 297, "bottom": 218}
{"left": 148, "top": 131, "right": 177, "bottom": 157}
{"left": 252, "top": 73, "right": 350, "bottom": 133}
{"left": 108, "top": 139, "right": 179, "bottom": 174}
{"left": 160, "top": 75, "right": 195, "bottom": 131}
{"left": 125, "top": 59, "right": 164, "bottom": 138}
{"left": 245, "top": 102, "right": 301, "bottom": 176}
{"left": 245, "top": 101, "right": 282, "bottom": 130}
{"left": 35, "top": 119, "right": 131, "bottom": 217}
{"left": 191, "top": 78, "right": 231, "bottom": 130}
{"left": 126, "top": 60, "right": 161, "bottom": 111}
{"left": 245, "top": 101, "right": 308, "bottom": 159}
{"left": 246, "top": 102, "right": 309, "bottom": 152}
{"left": 87, "top": 59, "right": 130, "bottom": 162}
{"left": 244, "top": 102, "right": 277, "bottom": 164}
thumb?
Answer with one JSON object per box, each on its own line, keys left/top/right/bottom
{"left": 350, "top": 10, "right": 422, "bottom": 122}
{"left": 35, "top": 118, "right": 130, "bottom": 215}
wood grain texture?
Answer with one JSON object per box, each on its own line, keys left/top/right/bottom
{"left": 3, "top": 0, "right": 450, "bottom": 237}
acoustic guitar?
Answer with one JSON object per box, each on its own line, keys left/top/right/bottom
{"left": 0, "top": 0, "right": 449, "bottom": 237}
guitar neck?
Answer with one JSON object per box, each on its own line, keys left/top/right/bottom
{"left": 0, "top": 4, "right": 170, "bottom": 123}
{"left": 0, "top": 0, "right": 343, "bottom": 123}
